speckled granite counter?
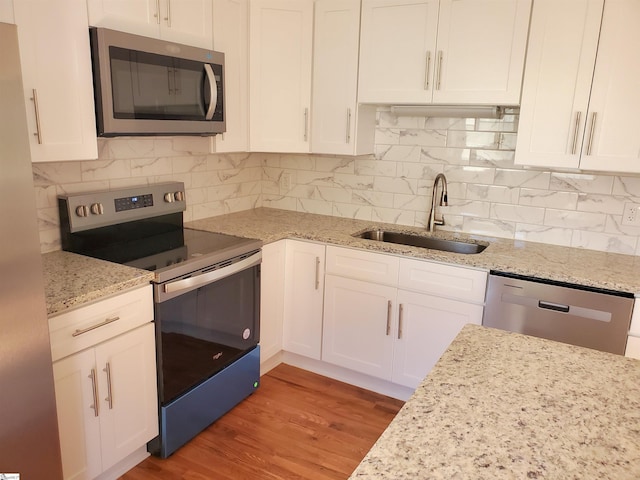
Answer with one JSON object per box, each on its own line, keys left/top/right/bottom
{"left": 348, "top": 324, "right": 640, "bottom": 480}
{"left": 42, "top": 250, "right": 154, "bottom": 316}
{"left": 186, "top": 208, "right": 640, "bottom": 294}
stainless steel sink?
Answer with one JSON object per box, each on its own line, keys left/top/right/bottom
{"left": 354, "top": 229, "right": 488, "bottom": 254}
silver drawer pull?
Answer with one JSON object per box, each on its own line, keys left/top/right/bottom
{"left": 104, "top": 362, "right": 114, "bottom": 410}
{"left": 72, "top": 316, "right": 120, "bottom": 337}
{"left": 386, "top": 300, "right": 392, "bottom": 336}
{"left": 31, "top": 89, "right": 43, "bottom": 144}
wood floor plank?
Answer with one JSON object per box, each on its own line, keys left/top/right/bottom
{"left": 120, "top": 364, "right": 404, "bottom": 480}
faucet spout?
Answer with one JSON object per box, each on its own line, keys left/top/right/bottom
{"left": 427, "top": 173, "right": 448, "bottom": 232}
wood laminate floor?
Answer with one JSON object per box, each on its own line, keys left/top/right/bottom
{"left": 120, "top": 364, "right": 404, "bottom": 480}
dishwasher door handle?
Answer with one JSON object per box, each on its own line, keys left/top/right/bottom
{"left": 538, "top": 300, "right": 569, "bottom": 313}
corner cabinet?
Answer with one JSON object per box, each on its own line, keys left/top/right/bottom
{"left": 322, "top": 246, "right": 486, "bottom": 389}
{"left": 87, "top": 0, "right": 214, "bottom": 49}
{"left": 13, "top": 0, "right": 98, "bottom": 162}
{"left": 49, "top": 286, "right": 158, "bottom": 480}
{"left": 249, "top": 0, "right": 313, "bottom": 153}
{"left": 357, "top": 0, "right": 531, "bottom": 105}
{"left": 311, "top": 0, "right": 376, "bottom": 155}
{"left": 259, "top": 240, "right": 286, "bottom": 370}
{"left": 282, "top": 240, "right": 326, "bottom": 359}
{"left": 515, "top": 0, "right": 640, "bottom": 173}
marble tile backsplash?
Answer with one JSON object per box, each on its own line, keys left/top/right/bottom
{"left": 33, "top": 109, "right": 640, "bottom": 256}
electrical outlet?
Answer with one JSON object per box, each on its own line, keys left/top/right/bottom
{"left": 622, "top": 203, "right": 640, "bottom": 226}
{"left": 280, "top": 172, "right": 292, "bottom": 191}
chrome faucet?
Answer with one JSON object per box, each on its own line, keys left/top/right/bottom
{"left": 427, "top": 173, "right": 448, "bottom": 232}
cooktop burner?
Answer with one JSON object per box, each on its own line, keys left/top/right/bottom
{"left": 58, "top": 182, "right": 262, "bottom": 283}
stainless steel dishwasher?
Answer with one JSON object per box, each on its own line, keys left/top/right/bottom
{"left": 483, "top": 271, "right": 634, "bottom": 355}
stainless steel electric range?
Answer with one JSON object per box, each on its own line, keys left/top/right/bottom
{"left": 58, "top": 182, "right": 262, "bottom": 458}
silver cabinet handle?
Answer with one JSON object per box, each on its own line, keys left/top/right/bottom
{"left": 398, "top": 304, "right": 404, "bottom": 339}
{"left": 154, "top": 0, "right": 160, "bottom": 23}
{"left": 436, "top": 51, "right": 443, "bottom": 90}
{"left": 314, "top": 256, "right": 320, "bottom": 290}
{"left": 346, "top": 108, "right": 352, "bottom": 144}
{"left": 424, "top": 51, "right": 431, "bottom": 90}
{"left": 30, "top": 89, "right": 42, "bottom": 144}
{"left": 104, "top": 362, "right": 113, "bottom": 410}
{"left": 204, "top": 63, "right": 217, "bottom": 120}
{"left": 164, "top": 0, "right": 171, "bottom": 26}
{"left": 586, "top": 112, "right": 597, "bottom": 156}
{"left": 303, "top": 107, "right": 309, "bottom": 142}
{"left": 89, "top": 368, "right": 99, "bottom": 417}
{"left": 386, "top": 300, "right": 392, "bottom": 336}
{"left": 571, "top": 111, "right": 582, "bottom": 155}
{"left": 72, "top": 316, "right": 120, "bottom": 337}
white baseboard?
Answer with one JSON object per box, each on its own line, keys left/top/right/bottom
{"left": 95, "top": 447, "right": 150, "bottom": 480}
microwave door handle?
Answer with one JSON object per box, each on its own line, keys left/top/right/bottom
{"left": 204, "top": 63, "right": 217, "bottom": 120}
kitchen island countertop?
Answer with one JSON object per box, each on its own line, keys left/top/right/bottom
{"left": 349, "top": 324, "right": 640, "bottom": 479}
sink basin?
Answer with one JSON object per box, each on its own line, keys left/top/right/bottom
{"left": 355, "top": 230, "right": 488, "bottom": 254}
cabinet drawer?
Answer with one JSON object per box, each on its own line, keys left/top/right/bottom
{"left": 398, "top": 258, "right": 487, "bottom": 303}
{"left": 326, "top": 246, "right": 399, "bottom": 285}
{"left": 49, "top": 285, "right": 153, "bottom": 362}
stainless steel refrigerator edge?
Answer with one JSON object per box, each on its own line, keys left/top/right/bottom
{"left": 0, "top": 22, "right": 63, "bottom": 478}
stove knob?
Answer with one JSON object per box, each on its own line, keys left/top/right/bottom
{"left": 174, "top": 191, "right": 184, "bottom": 202}
{"left": 90, "top": 203, "right": 104, "bottom": 215}
{"left": 75, "top": 205, "right": 89, "bottom": 217}
{"left": 164, "top": 192, "right": 175, "bottom": 203}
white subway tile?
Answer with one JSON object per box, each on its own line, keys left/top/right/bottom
{"left": 466, "top": 184, "right": 519, "bottom": 204}
{"left": 494, "top": 169, "right": 551, "bottom": 189}
{"left": 131, "top": 157, "right": 173, "bottom": 177}
{"left": 447, "top": 131, "right": 499, "bottom": 149}
{"left": 352, "top": 190, "right": 395, "bottom": 208}
{"left": 356, "top": 158, "right": 398, "bottom": 177}
{"left": 314, "top": 156, "right": 355, "bottom": 174}
{"left": 519, "top": 188, "right": 578, "bottom": 209}
{"left": 419, "top": 147, "right": 471, "bottom": 165}
{"left": 374, "top": 128, "right": 401, "bottom": 145}
{"left": 571, "top": 230, "right": 637, "bottom": 255}
{"left": 550, "top": 172, "right": 614, "bottom": 194}
{"left": 613, "top": 176, "right": 640, "bottom": 197}
{"left": 399, "top": 129, "right": 447, "bottom": 147}
{"left": 577, "top": 193, "right": 628, "bottom": 215}
{"left": 332, "top": 203, "right": 373, "bottom": 221}
{"left": 463, "top": 217, "right": 515, "bottom": 238}
{"left": 514, "top": 225, "right": 573, "bottom": 247}
{"left": 543, "top": 209, "right": 605, "bottom": 231}
{"left": 443, "top": 165, "right": 495, "bottom": 184}
{"left": 298, "top": 198, "right": 333, "bottom": 216}
{"left": 33, "top": 162, "right": 83, "bottom": 186}
{"left": 81, "top": 159, "right": 131, "bottom": 181}
{"left": 374, "top": 176, "right": 417, "bottom": 195}
{"left": 491, "top": 204, "right": 545, "bottom": 224}
{"left": 470, "top": 149, "right": 515, "bottom": 168}
{"left": 372, "top": 207, "right": 416, "bottom": 226}
{"left": 375, "top": 144, "right": 420, "bottom": 163}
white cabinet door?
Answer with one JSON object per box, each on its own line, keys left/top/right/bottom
{"left": 87, "top": 0, "right": 160, "bottom": 38}
{"left": 392, "top": 289, "right": 483, "bottom": 388}
{"left": 249, "top": 0, "right": 313, "bottom": 152}
{"left": 311, "top": 0, "right": 376, "bottom": 155}
{"left": 53, "top": 349, "right": 102, "bottom": 480}
{"left": 358, "top": 0, "right": 439, "bottom": 104}
{"left": 0, "top": 0, "right": 13, "bottom": 22}
{"left": 211, "top": 0, "right": 249, "bottom": 152}
{"left": 88, "top": 0, "right": 213, "bottom": 49}
{"left": 322, "top": 274, "right": 396, "bottom": 380}
{"left": 14, "top": 0, "right": 98, "bottom": 162}
{"left": 260, "top": 240, "right": 286, "bottom": 364}
{"left": 577, "top": 0, "right": 640, "bottom": 173}
{"left": 433, "top": 0, "right": 531, "bottom": 105}
{"left": 515, "top": 0, "right": 603, "bottom": 169}
{"left": 282, "top": 240, "right": 325, "bottom": 359}
{"left": 97, "top": 323, "right": 158, "bottom": 472}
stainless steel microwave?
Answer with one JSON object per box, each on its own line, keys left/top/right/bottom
{"left": 89, "top": 27, "right": 225, "bottom": 137}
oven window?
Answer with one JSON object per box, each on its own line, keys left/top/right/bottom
{"left": 155, "top": 265, "right": 260, "bottom": 404}
{"left": 108, "top": 46, "right": 223, "bottom": 122}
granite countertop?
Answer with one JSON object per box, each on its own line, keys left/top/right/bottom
{"left": 187, "top": 207, "right": 640, "bottom": 294}
{"left": 349, "top": 324, "right": 640, "bottom": 480}
{"left": 42, "top": 250, "right": 154, "bottom": 316}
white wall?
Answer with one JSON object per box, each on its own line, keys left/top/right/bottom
{"left": 33, "top": 109, "right": 640, "bottom": 256}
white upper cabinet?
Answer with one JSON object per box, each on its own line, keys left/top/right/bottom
{"left": 0, "top": 0, "right": 13, "bottom": 22}
{"left": 14, "top": 0, "right": 98, "bottom": 162}
{"left": 311, "top": 0, "right": 376, "bottom": 155}
{"left": 88, "top": 0, "right": 214, "bottom": 49}
{"left": 515, "top": 0, "right": 640, "bottom": 173}
{"left": 211, "top": 0, "right": 249, "bottom": 152}
{"left": 358, "top": 0, "right": 531, "bottom": 105}
{"left": 249, "top": 0, "right": 313, "bottom": 152}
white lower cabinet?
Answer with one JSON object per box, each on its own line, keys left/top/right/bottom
{"left": 282, "top": 240, "right": 326, "bottom": 359}
{"left": 259, "top": 240, "right": 286, "bottom": 367}
{"left": 322, "top": 246, "right": 486, "bottom": 389}
{"left": 49, "top": 286, "right": 157, "bottom": 480}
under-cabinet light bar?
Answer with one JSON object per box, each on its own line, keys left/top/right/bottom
{"left": 390, "top": 105, "right": 504, "bottom": 118}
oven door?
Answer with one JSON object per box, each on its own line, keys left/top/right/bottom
{"left": 153, "top": 251, "right": 261, "bottom": 404}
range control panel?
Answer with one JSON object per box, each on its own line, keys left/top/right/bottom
{"left": 59, "top": 182, "right": 186, "bottom": 233}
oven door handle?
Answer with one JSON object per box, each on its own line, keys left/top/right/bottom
{"left": 163, "top": 251, "right": 261, "bottom": 296}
